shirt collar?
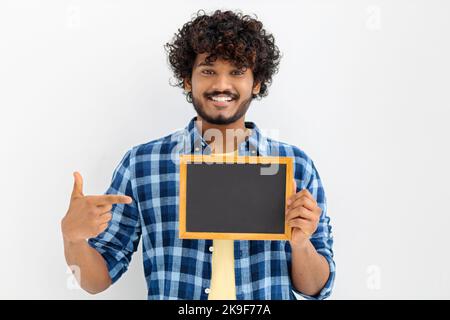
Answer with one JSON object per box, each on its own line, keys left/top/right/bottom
{"left": 184, "top": 116, "right": 269, "bottom": 156}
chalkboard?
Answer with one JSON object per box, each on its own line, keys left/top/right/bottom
{"left": 178, "top": 154, "right": 294, "bottom": 240}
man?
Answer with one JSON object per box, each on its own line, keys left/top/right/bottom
{"left": 61, "top": 9, "right": 335, "bottom": 300}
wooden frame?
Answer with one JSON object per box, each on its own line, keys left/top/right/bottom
{"left": 179, "top": 154, "right": 294, "bottom": 240}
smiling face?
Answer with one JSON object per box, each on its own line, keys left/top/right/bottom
{"left": 184, "top": 53, "right": 261, "bottom": 125}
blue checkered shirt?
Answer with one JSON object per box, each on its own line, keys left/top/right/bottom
{"left": 88, "top": 116, "right": 335, "bottom": 300}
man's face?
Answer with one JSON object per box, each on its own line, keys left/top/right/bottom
{"left": 184, "top": 53, "right": 261, "bottom": 125}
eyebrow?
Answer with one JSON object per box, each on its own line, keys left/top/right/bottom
{"left": 196, "top": 61, "right": 245, "bottom": 71}
{"left": 197, "top": 61, "right": 214, "bottom": 67}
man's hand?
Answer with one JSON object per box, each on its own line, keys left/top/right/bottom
{"left": 61, "top": 171, "right": 132, "bottom": 244}
{"left": 285, "top": 179, "right": 322, "bottom": 248}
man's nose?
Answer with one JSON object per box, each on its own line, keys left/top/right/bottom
{"left": 210, "top": 74, "right": 234, "bottom": 92}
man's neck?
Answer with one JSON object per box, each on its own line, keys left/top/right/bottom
{"left": 195, "top": 116, "right": 251, "bottom": 154}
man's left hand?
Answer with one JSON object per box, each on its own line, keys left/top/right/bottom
{"left": 285, "top": 179, "right": 322, "bottom": 248}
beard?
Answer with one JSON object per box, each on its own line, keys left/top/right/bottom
{"left": 191, "top": 93, "right": 253, "bottom": 125}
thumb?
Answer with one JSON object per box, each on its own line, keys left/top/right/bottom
{"left": 71, "top": 171, "right": 84, "bottom": 199}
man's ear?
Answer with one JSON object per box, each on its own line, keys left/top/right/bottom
{"left": 252, "top": 81, "right": 261, "bottom": 95}
{"left": 184, "top": 78, "right": 192, "bottom": 92}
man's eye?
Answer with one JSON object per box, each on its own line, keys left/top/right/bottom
{"left": 232, "top": 70, "right": 244, "bottom": 75}
{"left": 202, "top": 70, "right": 214, "bottom": 75}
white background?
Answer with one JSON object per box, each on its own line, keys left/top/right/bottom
{"left": 1, "top": 0, "right": 449, "bottom": 299}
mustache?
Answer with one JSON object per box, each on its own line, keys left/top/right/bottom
{"left": 204, "top": 91, "right": 239, "bottom": 100}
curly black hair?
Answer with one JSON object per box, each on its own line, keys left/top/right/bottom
{"left": 164, "top": 9, "right": 282, "bottom": 102}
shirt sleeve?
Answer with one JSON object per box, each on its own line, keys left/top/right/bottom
{"left": 290, "top": 155, "right": 336, "bottom": 300}
{"left": 88, "top": 149, "right": 142, "bottom": 284}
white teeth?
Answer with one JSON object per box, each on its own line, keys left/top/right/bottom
{"left": 211, "top": 96, "right": 233, "bottom": 102}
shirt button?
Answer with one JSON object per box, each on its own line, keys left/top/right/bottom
{"left": 194, "top": 147, "right": 200, "bottom": 152}
{"left": 251, "top": 150, "right": 256, "bottom": 154}
{"left": 205, "top": 288, "right": 211, "bottom": 294}
{"left": 209, "top": 246, "right": 214, "bottom": 252}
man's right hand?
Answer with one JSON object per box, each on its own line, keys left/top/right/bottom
{"left": 61, "top": 171, "right": 133, "bottom": 244}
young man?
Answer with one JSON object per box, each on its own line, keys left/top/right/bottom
{"left": 61, "top": 9, "right": 335, "bottom": 300}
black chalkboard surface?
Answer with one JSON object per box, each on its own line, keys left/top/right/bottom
{"left": 179, "top": 155, "right": 294, "bottom": 240}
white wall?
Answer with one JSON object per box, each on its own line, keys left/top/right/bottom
{"left": 1, "top": 0, "right": 449, "bottom": 299}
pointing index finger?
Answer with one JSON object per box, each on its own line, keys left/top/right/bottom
{"left": 87, "top": 195, "right": 133, "bottom": 205}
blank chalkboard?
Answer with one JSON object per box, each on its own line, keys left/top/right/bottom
{"left": 178, "top": 154, "right": 294, "bottom": 240}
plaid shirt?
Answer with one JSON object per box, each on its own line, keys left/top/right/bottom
{"left": 88, "top": 116, "right": 335, "bottom": 300}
